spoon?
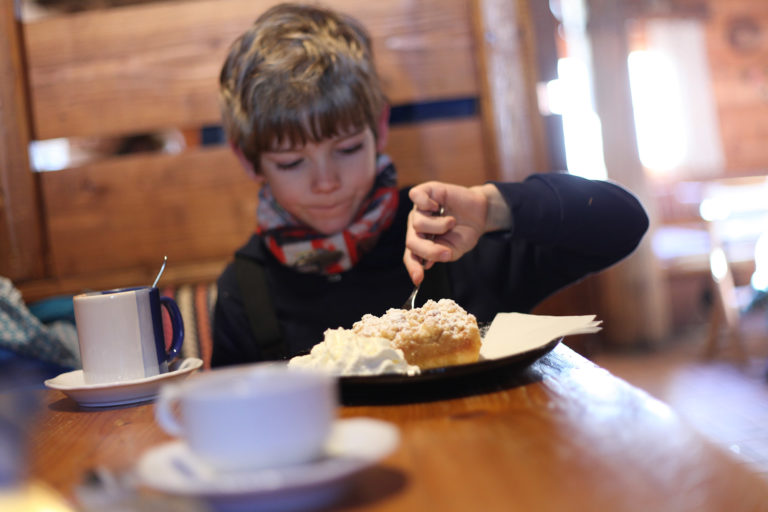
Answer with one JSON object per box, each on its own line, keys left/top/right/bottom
{"left": 403, "top": 205, "right": 444, "bottom": 310}
{"left": 151, "top": 256, "right": 168, "bottom": 288}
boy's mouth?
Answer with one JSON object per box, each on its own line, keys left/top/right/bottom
{"left": 308, "top": 198, "right": 354, "bottom": 215}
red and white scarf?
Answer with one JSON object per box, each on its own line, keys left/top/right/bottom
{"left": 256, "top": 154, "right": 399, "bottom": 274}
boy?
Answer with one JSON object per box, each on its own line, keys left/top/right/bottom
{"left": 212, "top": 3, "right": 649, "bottom": 366}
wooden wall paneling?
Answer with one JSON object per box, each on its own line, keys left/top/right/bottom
{"left": 0, "top": 0, "right": 45, "bottom": 281}
{"left": 624, "top": 0, "right": 709, "bottom": 19}
{"left": 528, "top": 0, "right": 568, "bottom": 172}
{"left": 23, "top": 0, "right": 479, "bottom": 140}
{"left": 13, "top": 0, "right": 497, "bottom": 299}
{"left": 38, "top": 146, "right": 258, "bottom": 278}
{"left": 704, "top": 0, "right": 768, "bottom": 174}
{"left": 388, "top": 119, "right": 489, "bottom": 188}
{"left": 532, "top": 275, "right": 604, "bottom": 355}
{"left": 473, "top": 0, "right": 549, "bottom": 183}
{"left": 32, "top": 117, "right": 484, "bottom": 285}
{"left": 23, "top": 0, "right": 268, "bottom": 140}
{"left": 16, "top": 259, "right": 230, "bottom": 304}
{"left": 340, "top": 0, "right": 479, "bottom": 103}
{"left": 718, "top": 107, "right": 768, "bottom": 173}
{"left": 586, "top": 0, "right": 671, "bottom": 346}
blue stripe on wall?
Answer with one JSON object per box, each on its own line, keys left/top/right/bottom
{"left": 200, "top": 97, "right": 478, "bottom": 146}
{"left": 389, "top": 97, "right": 477, "bottom": 125}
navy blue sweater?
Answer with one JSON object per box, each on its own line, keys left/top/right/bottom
{"left": 211, "top": 173, "right": 648, "bottom": 367}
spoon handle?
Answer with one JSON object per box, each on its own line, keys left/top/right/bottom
{"left": 402, "top": 205, "right": 444, "bottom": 310}
{"left": 152, "top": 256, "right": 168, "bottom": 288}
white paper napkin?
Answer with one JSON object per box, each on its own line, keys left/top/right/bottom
{"left": 479, "top": 313, "right": 602, "bottom": 360}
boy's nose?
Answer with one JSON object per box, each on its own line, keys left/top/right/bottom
{"left": 311, "top": 161, "right": 341, "bottom": 192}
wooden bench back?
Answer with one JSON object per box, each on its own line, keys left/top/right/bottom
{"left": 11, "top": 0, "right": 543, "bottom": 299}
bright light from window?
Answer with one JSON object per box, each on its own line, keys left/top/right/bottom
{"left": 628, "top": 50, "right": 687, "bottom": 173}
{"left": 709, "top": 247, "right": 728, "bottom": 282}
{"left": 549, "top": 58, "right": 607, "bottom": 180}
{"left": 29, "top": 138, "right": 70, "bottom": 172}
{"left": 752, "top": 231, "right": 768, "bottom": 291}
{"left": 699, "top": 197, "right": 730, "bottom": 222}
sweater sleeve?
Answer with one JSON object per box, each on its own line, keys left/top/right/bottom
{"left": 492, "top": 173, "right": 649, "bottom": 265}
{"left": 449, "top": 173, "right": 651, "bottom": 318}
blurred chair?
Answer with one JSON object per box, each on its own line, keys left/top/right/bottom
{"left": 699, "top": 175, "right": 768, "bottom": 360}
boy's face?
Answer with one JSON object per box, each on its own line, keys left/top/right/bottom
{"left": 260, "top": 126, "right": 382, "bottom": 235}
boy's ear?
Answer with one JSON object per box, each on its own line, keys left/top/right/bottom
{"left": 230, "top": 142, "right": 264, "bottom": 183}
{"left": 375, "top": 105, "right": 390, "bottom": 152}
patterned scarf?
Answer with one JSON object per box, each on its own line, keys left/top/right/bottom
{"left": 256, "top": 154, "right": 399, "bottom": 274}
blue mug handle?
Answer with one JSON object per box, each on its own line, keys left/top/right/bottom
{"left": 160, "top": 296, "right": 184, "bottom": 360}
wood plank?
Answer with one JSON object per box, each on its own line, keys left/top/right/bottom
{"left": 29, "top": 345, "right": 768, "bottom": 509}
{"left": 717, "top": 107, "right": 768, "bottom": 172}
{"left": 587, "top": 0, "right": 671, "bottom": 347}
{"left": 39, "top": 146, "right": 259, "bottom": 277}
{"left": 23, "top": 0, "right": 479, "bottom": 140}
{"left": 474, "top": 0, "right": 549, "bottom": 182}
{"left": 389, "top": 118, "right": 491, "bottom": 187}
{"left": 624, "top": 0, "right": 709, "bottom": 19}
{"left": 704, "top": 0, "right": 768, "bottom": 174}
{"left": 32, "top": 118, "right": 486, "bottom": 282}
{"left": 0, "top": 1, "right": 45, "bottom": 281}
{"left": 16, "top": 258, "right": 228, "bottom": 303}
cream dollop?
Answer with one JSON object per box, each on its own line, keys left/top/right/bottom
{"left": 288, "top": 328, "right": 420, "bottom": 376}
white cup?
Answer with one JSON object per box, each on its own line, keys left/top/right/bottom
{"left": 154, "top": 363, "right": 337, "bottom": 472}
{"left": 73, "top": 286, "right": 184, "bottom": 385}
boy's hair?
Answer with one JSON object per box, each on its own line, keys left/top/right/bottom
{"left": 219, "top": 3, "right": 387, "bottom": 172}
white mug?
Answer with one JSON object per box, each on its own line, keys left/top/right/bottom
{"left": 73, "top": 286, "right": 184, "bottom": 385}
{"left": 154, "top": 363, "right": 337, "bottom": 472}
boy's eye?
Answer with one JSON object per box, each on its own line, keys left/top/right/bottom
{"left": 275, "top": 158, "right": 303, "bottom": 170}
{"left": 338, "top": 142, "right": 363, "bottom": 155}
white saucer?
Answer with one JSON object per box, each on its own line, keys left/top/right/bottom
{"left": 44, "top": 358, "right": 203, "bottom": 407}
{"left": 134, "top": 418, "right": 399, "bottom": 511}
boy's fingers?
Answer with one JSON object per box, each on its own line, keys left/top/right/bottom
{"left": 412, "top": 212, "right": 455, "bottom": 241}
{"left": 403, "top": 249, "right": 425, "bottom": 285}
{"left": 409, "top": 182, "right": 449, "bottom": 213}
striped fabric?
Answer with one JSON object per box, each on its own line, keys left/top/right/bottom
{"left": 160, "top": 282, "right": 217, "bottom": 370}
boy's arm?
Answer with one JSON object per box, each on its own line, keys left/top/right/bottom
{"left": 494, "top": 173, "right": 649, "bottom": 260}
{"left": 405, "top": 173, "right": 649, "bottom": 285}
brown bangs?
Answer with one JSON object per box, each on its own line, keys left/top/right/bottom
{"left": 249, "top": 80, "right": 378, "bottom": 154}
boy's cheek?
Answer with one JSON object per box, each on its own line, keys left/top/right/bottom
{"left": 269, "top": 184, "right": 306, "bottom": 211}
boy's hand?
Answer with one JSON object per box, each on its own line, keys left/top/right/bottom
{"left": 403, "top": 182, "right": 512, "bottom": 285}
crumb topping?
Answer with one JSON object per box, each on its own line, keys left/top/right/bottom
{"left": 352, "top": 299, "right": 480, "bottom": 359}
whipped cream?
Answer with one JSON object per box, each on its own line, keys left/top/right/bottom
{"left": 288, "top": 328, "right": 420, "bottom": 376}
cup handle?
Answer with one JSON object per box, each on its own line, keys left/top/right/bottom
{"left": 155, "top": 383, "right": 184, "bottom": 436}
{"left": 160, "top": 296, "right": 184, "bottom": 360}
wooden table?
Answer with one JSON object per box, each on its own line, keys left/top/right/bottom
{"left": 26, "top": 344, "right": 768, "bottom": 511}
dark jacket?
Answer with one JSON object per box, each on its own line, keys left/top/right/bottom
{"left": 211, "top": 173, "right": 649, "bottom": 367}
